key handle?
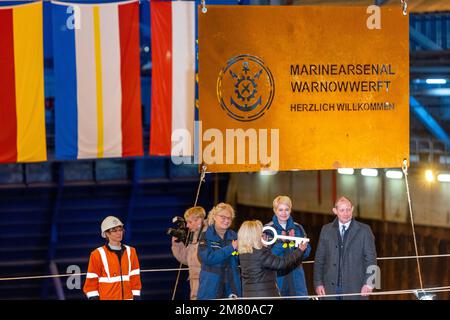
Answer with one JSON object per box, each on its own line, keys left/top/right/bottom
{"left": 262, "top": 225, "right": 310, "bottom": 247}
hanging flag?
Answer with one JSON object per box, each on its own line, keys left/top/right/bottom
{"left": 150, "top": 0, "right": 196, "bottom": 156}
{"left": 52, "top": 0, "right": 143, "bottom": 160}
{"left": 0, "top": 2, "right": 46, "bottom": 163}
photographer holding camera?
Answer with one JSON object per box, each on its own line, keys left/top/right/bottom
{"left": 170, "top": 206, "right": 206, "bottom": 300}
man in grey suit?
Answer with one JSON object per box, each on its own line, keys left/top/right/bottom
{"left": 313, "top": 196, "right": 377, "bottom": 300}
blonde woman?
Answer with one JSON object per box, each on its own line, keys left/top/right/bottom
{"left": 238, "top": 220, "right": 306, "bottom": 298}
{"left": 171, "top": 206, "right": 206, "bottom": 300}
{"left": 264, "top": 195, "right": 311, "bottom": 298}
{"left": 197, "top": 203, "right": 241, "bottom": 299}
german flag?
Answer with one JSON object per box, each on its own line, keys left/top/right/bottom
{"left": 0, "top": 1, "right": 46, "bottom": 163}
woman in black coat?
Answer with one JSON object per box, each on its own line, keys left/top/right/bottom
{"left": 237, "top": 220, "right": 307, "bottom": 298}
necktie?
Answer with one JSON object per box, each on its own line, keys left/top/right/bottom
{"left": 341, "top": 225, "right": 346, "bottom": 239}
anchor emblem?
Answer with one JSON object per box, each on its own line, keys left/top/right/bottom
{"left": 229, "top": 62, "right": 263, "bottom": 112}
{"left": 217, "top": 54, "right": 275, "bottom": 122}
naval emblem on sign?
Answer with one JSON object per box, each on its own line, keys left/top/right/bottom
{"left": 217, "top": 55, "right": 275, "bottom": 122}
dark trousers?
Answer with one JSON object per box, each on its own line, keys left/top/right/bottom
{"left": 336, "top": 285, "right": 343, "bottom": 300}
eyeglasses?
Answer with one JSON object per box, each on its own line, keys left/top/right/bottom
{"left": 216, "top": 214, "right": 232, "bottom": 221}
{"left": 107, "top": 226, "right": 124, "bottom": 233}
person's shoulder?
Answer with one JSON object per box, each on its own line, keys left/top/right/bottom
{"left": 227, "top": 228, "right": 238, "bottom": 238}
{"left": 264, "top": 221, "right": 274, "bottom": 227}
{"left": 353, "top": 220, "right": 373, "bottom": 232}
{"left": 266, "top": 220, "right": 282, "bottom": 231}
{"left": 245, "top": 248, "right": 266, "bottom": 259}
{"left": 319, "top": 221, "right": 335, "bottom": 233}
{"left": 203, "top": 224, "right": 213, "bottom": 233}
{"left": 204, "top": 225, "right": 217, "bottom": 239}
{"left": 125, "top": 245, "right": 138, "bottom": 252}
{"left": 322, "top": 221, "right": 335, "bottom": 229}
{"left": 293, "top": 221, "right": 306, "bottom": 229}
{"left": 90, "top": 245, "right": 104, "bottom": 255}
{"left": 292, "top": 222, "right": 307, "bottom": 235}
{"left": 199, "top": 226, "right": 212, "bottom": 243}
{"left": 259, "top": 246, "right": 272, "bottom": 255}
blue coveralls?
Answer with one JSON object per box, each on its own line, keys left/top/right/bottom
{"left": 197, "top": 225, "right": 241, "bottom": 299}
{"left": 265, "top": 215, "right": 311, "bottom": 298}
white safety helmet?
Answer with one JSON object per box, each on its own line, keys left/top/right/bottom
{"left": 101, "top": 216, "right": 124, "bottom": 238}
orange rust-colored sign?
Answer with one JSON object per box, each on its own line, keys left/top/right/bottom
{"left": 199, "top": 6, "right": 409, "bottom": 172}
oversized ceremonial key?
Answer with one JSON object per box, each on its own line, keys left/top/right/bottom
{"left": 261, "top": 226, "right": 310, "bottom": 247}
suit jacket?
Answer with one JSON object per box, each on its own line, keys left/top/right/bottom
{"left": 313, "top": 218, "right": 377, "bottom": 300}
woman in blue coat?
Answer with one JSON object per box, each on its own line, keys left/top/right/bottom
{"left": 197, "top": 203, "right": 241, "bottom": 299}
{"left": 264, "top": 195, "right": 311, "bottom": 298}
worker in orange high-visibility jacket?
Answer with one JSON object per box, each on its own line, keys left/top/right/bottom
{"left": 83, "top": 216, "right": 142, "bottom": 300}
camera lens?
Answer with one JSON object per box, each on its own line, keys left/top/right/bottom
{"left": 167, "top": 227, "right": 187, "bottom": 243}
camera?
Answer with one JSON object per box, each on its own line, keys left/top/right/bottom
{"left": 167, "top": 216, "right": 191, "bottom": 245}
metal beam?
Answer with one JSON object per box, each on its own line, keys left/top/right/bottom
{"left": 410, "top": 96, "right": 450, "bottom": 149}
{"left": 410, "top": 25, "right": 442, "bottom": 51}
{"left": 410, "top": 66, "right": 450, "bottom": 74}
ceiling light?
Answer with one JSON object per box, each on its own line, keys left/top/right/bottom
{"left": 260, "top": 170, "right": 277, "bottom": 176}
{"left": 338, "top": 168, "right": 354, "bottom": 175}
{"left": 361, "top": 168, "right": 378, "bottom": 177}
{"left": 386, "top": 170, "right": 403, "bottom": 179}
{"left": 425, "top": 78, "right": 446, "bottom": 84}
{"left": 437, "top": 174, "right": 450, "bottom": 182}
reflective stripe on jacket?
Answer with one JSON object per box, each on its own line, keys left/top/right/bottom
{"left": 83, "top": 244, "right": 142, "bottom": 300}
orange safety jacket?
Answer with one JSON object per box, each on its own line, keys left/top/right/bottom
{"left": 83, "top": 244, "right": 141, "bottom": 300}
